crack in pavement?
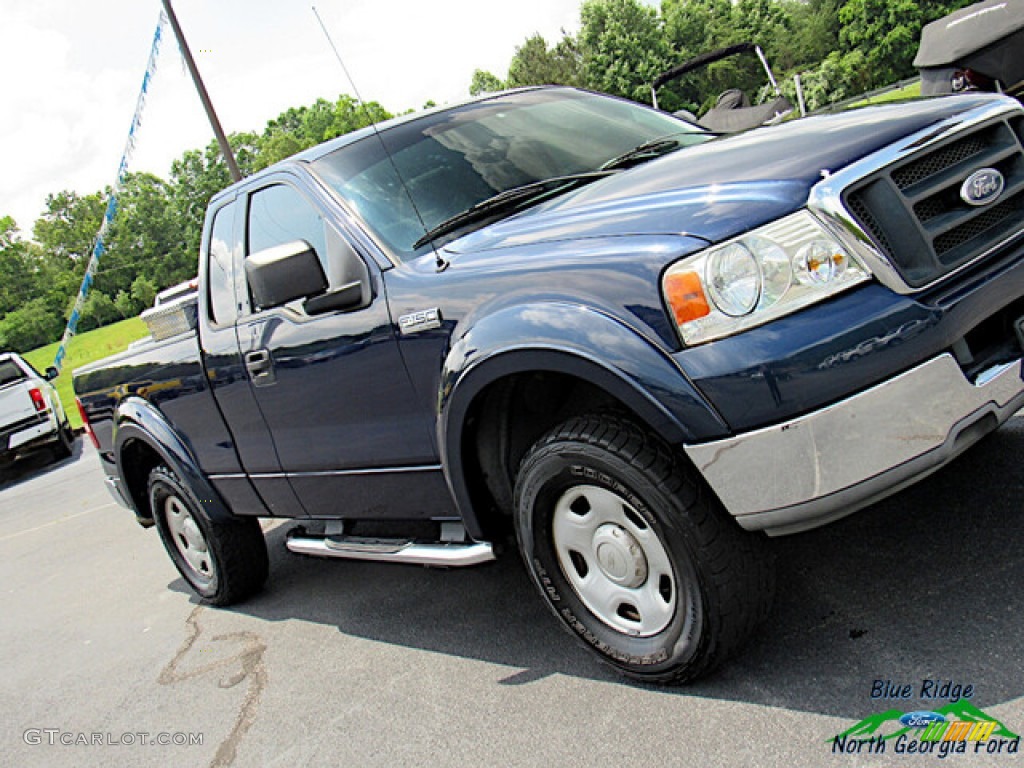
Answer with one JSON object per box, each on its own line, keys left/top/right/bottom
{"left": 158, "top": 606, "right": 267, "bottom": 768}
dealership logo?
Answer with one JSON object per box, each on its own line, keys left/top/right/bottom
{"left": 831, "top": 683, "right": 1020, "bottom": 759}
{"left": 960, "top": 168, "right": 1005, "bottom": 207}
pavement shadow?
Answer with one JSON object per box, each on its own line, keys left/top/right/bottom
{"left": 0, "top": 436, "right": 82, "bottom": 489}
{"left": 185, "top": 417, "right": 1024, "bottom": 717}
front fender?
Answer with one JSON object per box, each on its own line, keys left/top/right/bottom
{"left": 439, "top": 302, "right": 729, "bottom": 533}
{"left": 113, "top": 397, "right": 235, "bottom": 524}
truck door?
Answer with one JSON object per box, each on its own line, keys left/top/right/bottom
{"left": 235, "top": 176, "right": 450, "bottom": 520}
{"left": 199, "top": 195, "right": 304, "bottom": 516}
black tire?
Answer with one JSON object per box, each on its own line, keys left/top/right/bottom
{"left": 52, "top": 420, "right": 73, "bottom": 460}
{"left": 514, "top": 414, "right": 774, "bottom": 684}
{"left": 148, "top": 466, "right": 268, "bottom": 606}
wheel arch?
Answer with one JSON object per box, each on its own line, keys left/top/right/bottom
{"left": 438, "top": 303, "right": 729, "bottom": 540}
{"left": 113, "top": 397, "right": 235, "bottom": 525}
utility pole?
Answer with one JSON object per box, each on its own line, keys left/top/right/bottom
{"left": 160, "top": 0, "right": 242, "bottom": 182}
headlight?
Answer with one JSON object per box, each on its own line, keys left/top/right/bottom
{"left": 662, "top": 210, "right": 871, "bottom": 345}
{"left": 706, "top": 243, "right": 760, "bottom": 316}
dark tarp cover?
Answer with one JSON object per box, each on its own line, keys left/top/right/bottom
{"left": 697, "top": 96, "right": 793, "bottom": 133}
{"left": 915, "top": 0, "right": 1024, "bottom": 93}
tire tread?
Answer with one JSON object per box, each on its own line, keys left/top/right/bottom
{"left": 148, "top": 466, "right": 268, "bottom": 606}
{"left": 519, "top": 413, "right": 774, "bottom": 683}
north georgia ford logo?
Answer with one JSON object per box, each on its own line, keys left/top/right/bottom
{"left": 960, "top": 168, "right": 1005, "bottom": 207}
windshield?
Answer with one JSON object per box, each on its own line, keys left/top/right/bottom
{"left": 311, "top": 89, "right": 706, "bottom": 259}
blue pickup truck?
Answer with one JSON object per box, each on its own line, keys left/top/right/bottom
{"left": 73, "top": 86, "right": 1024, "bottom": 683}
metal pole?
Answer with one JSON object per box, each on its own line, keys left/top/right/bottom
{"left": 794, "top": 74, "right": 807, "bottom": 117}
{"left": 754, "top": 45, "right": 782, "bottom": 98}
{"left": 160, "top": 0, "right": 242, "bottom": 182}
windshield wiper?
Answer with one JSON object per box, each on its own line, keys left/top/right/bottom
{"left": 412, "top": 171, "right": 619, "bottom": 250}
{"left": 599, "top": 131, "right": 712, "bottom": 172}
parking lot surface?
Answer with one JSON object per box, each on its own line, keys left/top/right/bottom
{"left": 1, "top": 421, "right": 1021, "bottom": 767}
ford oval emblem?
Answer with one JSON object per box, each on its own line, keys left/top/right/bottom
{"left": 899, "top": 711, "right": 946, "bottom": 728}
{"left": 960, "top": 168, "right": 1005, "bottom": 207}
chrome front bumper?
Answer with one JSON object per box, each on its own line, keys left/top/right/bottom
{"left": 685, "top": 353, "right": 1024, "bottom": 536}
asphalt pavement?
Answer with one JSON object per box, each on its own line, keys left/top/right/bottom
{"left": 1, "top": 419, "right": 1021, "bottom": 767}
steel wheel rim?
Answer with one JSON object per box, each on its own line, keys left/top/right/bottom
{"left": 164, "top": 495, "right": 215, "bottom": 588}
{"left": 552, "top": 484, "right": 677, "bottom": 637}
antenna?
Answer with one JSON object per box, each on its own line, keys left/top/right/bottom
{"left": 311, "top": 7, "right": 448, "bottom": 271}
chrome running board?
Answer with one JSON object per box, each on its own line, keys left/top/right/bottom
{"left": 285, "top": 534, "right": 495, "bottom": 567}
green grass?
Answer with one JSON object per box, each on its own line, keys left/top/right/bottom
{"left": 850, "top": 80, "right": 922, "bottom": 107}
{"left": 23, "top": 317, "right": 150, "bottom": 428}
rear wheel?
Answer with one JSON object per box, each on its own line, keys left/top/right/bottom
{"left": 52, "top": 420, "right": 73, "bottom": 460}
{"left": 148, "top": 466, "right": 268, "bottom": 605}
{"left": 514, "top": 414, "right": 774, "bottom": 683}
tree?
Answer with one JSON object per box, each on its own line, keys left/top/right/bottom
{"left": 837, "top": 0, "right": 924, "bottom": 87}
{"left": 328, "top": 95, "right": 391, "bottom": 139}
{"left": 77, "top": 290, "right": 119, "bottom": 332}
{"left": 785, "top": 0, "right": 843, "bottom": 68}
{"left": 260, "top": 95, "right": 386, "bottom": 145}
{"left": 0, "top": 217, "right": 47, "bottom": 317}
{"left": 661, "top": 0, "right": 745, "bottom": 63}
{"left": 0, "top": 216, "right": 21, "bottom": 250}
{"left": 507, "top": 34, "right": 582, "bottom": 88}
{"left": 105, "top": 173, "right": 191, "bottom": 297}
{"left": 258, "top": 132, "right": 305, "bottom": 169}
{"left": 24, "top": 194, "right": 106, "bottom": 338}
{"left": 837, "top": 0, "right": 975, "bottom": 90}
{"left": 578, "top": 0, "right": 671, "bottom": 103}
{"left": 114, "top": 290, "right": 136, "bottom": 319}
{"left": 469, "top": 69, "right": 506, "bottom": 96}
{"left": 169, "top": 132, "right": 260, "bottom": 262}
{"left": 32, "top": 190, "right": 105, "bottom": 265}
{"left": 731, "top": 0, "right": 794, "bottom": 66}
{"left": 130, "top": 275, "right": 157, "bottom": 309}
{"left": 255, "top": 95, "right": 392, "bottom": 170}
{"left": 0, "top": 298, "right": 63, "bottom": 353}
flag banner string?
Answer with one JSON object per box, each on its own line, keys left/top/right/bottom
{"left": 53, "top": 11, "right": 167, "bottom": 373}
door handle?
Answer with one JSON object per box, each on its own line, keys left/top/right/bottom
{"left": 245, "top": 348, "right": 276, "bottom": 386}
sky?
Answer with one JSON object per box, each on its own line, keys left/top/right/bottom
{"left": 0, "top": 0, "right": 593, "bottom": 237}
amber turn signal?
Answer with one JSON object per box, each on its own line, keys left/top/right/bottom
{"left": 664, "top": 271, "right": 710, "bottom": 325}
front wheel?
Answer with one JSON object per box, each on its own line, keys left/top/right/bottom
{"left": 514, "top": 414, "right": 774, "bottom": 684}
{"left": 148, "top": 466, "right": 268, "bottom": 606}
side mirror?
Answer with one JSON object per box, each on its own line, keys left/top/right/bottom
{"left": 44, "top": 366, "right": 59, "bottom": 381}
{"left": 245, "top": 240, "right": 328, "bottom": 311}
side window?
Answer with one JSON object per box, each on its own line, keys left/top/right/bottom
{"left": 206, "top": 203, "right": 237, "bottom": 325}
{"left": 247, "top": 184, "right": 328, "bottom": 273}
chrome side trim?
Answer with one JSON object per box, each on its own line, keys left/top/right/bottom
{"left": 808, "top": 97, "right": 1024, "bottom": 295}
{"left": 685, "top": 353, "right": 1024, "bottom": 535}
{"left": 210, "top": 464, "right": 444, "bottom": 481}
{"left": 285, "top": 536, "right": 495, "bottom": 567}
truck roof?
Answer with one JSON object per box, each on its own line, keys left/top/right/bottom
{"left": 207, "top": 86, "right": 552, "bottom": 209}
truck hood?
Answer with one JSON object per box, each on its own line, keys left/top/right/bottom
{"left": 448, "top": 94, "right": 1004, "bottom": 253}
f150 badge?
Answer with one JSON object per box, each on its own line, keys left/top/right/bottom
{"left": 399, "top": 308, "right": 442, "bottom": 334}
{"left": 960, "top": 168, "right": 1004, "bottom": 207}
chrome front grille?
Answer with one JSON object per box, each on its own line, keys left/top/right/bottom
{"left": 842, "top": 114, "right": 1024, "bottom": 289}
